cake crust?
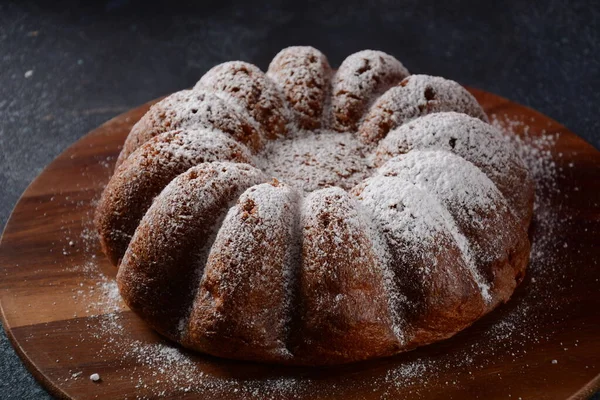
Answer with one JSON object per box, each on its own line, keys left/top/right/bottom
{"left": 98, "top": 47, "right": 535, "bottom": 366}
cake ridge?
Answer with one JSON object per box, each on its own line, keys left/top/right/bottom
{"left": 355, "top": 175, "right": 491, "bottom": 303}
{"left": 96, "top": 128, "right": 255, "bottom": 266}
{"left": 331, "top": 49, "right": 410, "bottom": 132}
{"left": 204, "top": 89, "right": 269, "bottom": 147}
{"left": 376, "top": 111, "right": 534, "bottom": 225}
{"left": 116, "top": 89, "right": 264, "bottom": 168}
{"left": 183, "top": 180, "right": 300, "bottom": 361}
{"left": 196, "top": 60, "right": 289, "bottom": 140}
{"left": 377, "top": 148, "right": 523, "bottom": 236}
{"left": 358, "top": 74, "right": 489, "bottom": 144}
{"left": 267, "top": 46, "right": 332, "bottom": 130}
{"left": 292, "top": 186, "right": 400, "bottom": 362}
{"left": 351, "top": 176, "right": 488, "bottom": 344}
{"left": 350, "top": 194, "right": 408, "bottom": 344}
{"left": 117, "top": 162, "right": 268, "bottom": 341}
{"left": 376, "top": 149, "right": 496, "bottom": 303}
{"left": 177, "top": 164, "right": 270, "bottom": 340}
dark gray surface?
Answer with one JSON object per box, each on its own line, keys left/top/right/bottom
{"left": 0, "top": 1, "right": 598, "bottom": 398}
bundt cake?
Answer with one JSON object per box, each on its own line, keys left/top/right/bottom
{"left": 95, "top": 46, "right": 534, "bottom": 366}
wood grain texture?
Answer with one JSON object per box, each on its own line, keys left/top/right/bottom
{"left": 0, "top": 89, "right": 599, "bottom": 399}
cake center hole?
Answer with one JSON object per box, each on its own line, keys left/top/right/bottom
{"left": 258, "top": 130, "right": 374, "bottom": 193}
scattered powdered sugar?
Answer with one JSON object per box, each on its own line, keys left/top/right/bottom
{"left": 258, "top": 129, "right": 374, "bottom": 193}
{"left": 491, "top": 114, "right": 561, "bottom": 257}
{"left": 96, "top": 280, "right": 120, "bottom": 311}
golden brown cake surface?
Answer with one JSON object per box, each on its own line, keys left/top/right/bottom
{"left": 96, "top": 47, "right": 535, "bottom": 365}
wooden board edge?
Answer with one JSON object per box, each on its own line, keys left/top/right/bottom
{"left": 0, "top": 307, "right": 70, "bottom": 400}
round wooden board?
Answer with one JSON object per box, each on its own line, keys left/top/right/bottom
{"left": 1, "top": 89, "right": 599, "bottom": 400}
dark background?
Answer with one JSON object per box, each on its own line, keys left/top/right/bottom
{"left": 1, "top": 0, "right": 598, "bottom": 398}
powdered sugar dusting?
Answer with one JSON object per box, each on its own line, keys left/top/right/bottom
{"left": 376, "top": 112, "right": 533, "bottom": 223}
{"left": 374, "top": 113, "right": 569, "bottom": 398}
{"left": 331, "top": 50, "right": 409, "bottom": 131}
{"left": 377, "top": 150, "right": 499, "bottom": 213}
{"left": 119, "top": 89, "right": 264, "bottom": 165}
{"left": 195, "top": 61, "right": 289, "bottom": 139}
{"left": 356, "top": 199, "right": 409, "bottom": 343}
{"left": 144, "top": 129, "right": 254, "bottom": 170}
{"left": 359, "top": 75, "right": 488, "bottom": 143}
{"left": 267, "top": 46, "right": 331, "bottom": 130}
{"left": 185, "top": 181, "right": 300, "bottom": 360}
{"left": 354, "top": 176, "right": 491, "bottom": 303}
{"left": 258, "top": 130, "right": 374, "bottom": 193}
